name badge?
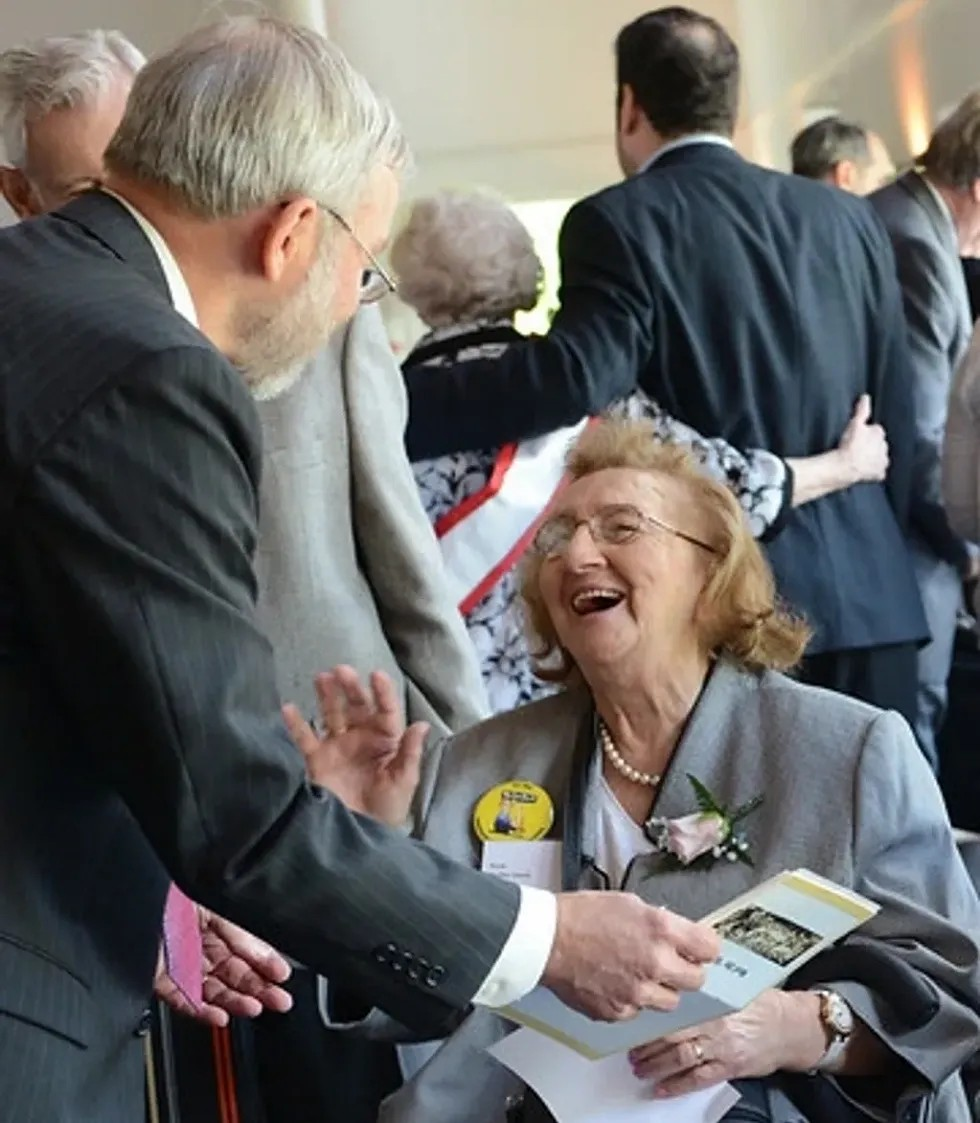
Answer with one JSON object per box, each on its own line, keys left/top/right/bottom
{"left": 481, "top": 840, "right": 562, "bottom": 893}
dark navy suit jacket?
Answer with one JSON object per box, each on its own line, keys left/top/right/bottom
{"left": 406, "top": 143, "right": 927, "bottom": 654}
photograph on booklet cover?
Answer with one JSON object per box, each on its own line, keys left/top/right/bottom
{"left": 715, "top": 906, "right": 822, "bottom": 968}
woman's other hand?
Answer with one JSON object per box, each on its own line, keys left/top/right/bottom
{"left": 837, "top": 394, "right": 889, "bottom": 483}
{"left": 628, "top": 989, "right": 827, "bottom": 1097}
{"left": 283, "top": 666, "right": 427, "bottom": 827}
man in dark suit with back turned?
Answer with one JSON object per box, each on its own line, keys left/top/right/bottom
{"left": 405, "top": 6, "right": 927, "bottom": 722}
{"left": 0, "top": 17, "right": 720, "bottom": 1123}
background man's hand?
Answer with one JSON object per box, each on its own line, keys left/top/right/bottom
{"left": 541, "top": 892, "right": 720, "bottom": 1020}
{"left": 284, "top": 665, "right": 427, "bottom": 826}
{"left": 154, "top": 909, "right": 293, "bottom": 1028}
{"left": 837, "top": 394, "right": 889, "bottom": 483}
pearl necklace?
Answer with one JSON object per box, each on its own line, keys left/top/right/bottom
{"left": 598, "top": 721, "right": 661, "bottom": 787}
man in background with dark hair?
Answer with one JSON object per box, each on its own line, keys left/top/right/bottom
{"left": 790, "top": 115, "right": 894, "bottom": 195}
{"left": 405, "top": 5, "right": 927, "bottom": 722}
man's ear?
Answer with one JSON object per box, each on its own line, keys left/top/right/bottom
{"left": 259, "top": 197, "right": 320, "bottom": 283}
{"left": 831, "top": 160, "right": 857, "bottom": 192}
{"left": 617, "top": 83, "right": 643, "bottom": 138}
{"left": 0, "top": 167, "right": 40, "bottom": 219}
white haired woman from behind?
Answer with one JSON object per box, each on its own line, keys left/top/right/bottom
{"left": 394, "top": 190, "right": 551, "bottom": 713}
{"left": 395, "top": 190, "right": 893, "bottom": 715}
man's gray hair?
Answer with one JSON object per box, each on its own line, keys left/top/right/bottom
{"left": 790, "top": 117, "right": 870, "bottom": 181}
{"left": 391, "top": 190, "right": 543, "bottom": 328}
{"left": 105, "top": 16, "right": 409, "bottom": 220}
{"left": 0, "top": 29, "right": 144, "bottom": 168}
{"left": 922, "top": 90, "right": 980, "bottom": 191}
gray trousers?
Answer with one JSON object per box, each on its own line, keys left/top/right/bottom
{"left": 911, "top": 539, "right": 964, "bottom": 773}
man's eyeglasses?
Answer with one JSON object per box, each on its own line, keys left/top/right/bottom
{"left": 323, "top": 207, "right": 397, "bottom": 305}
{"left": 532, "top": 503, "right": 718, "bottom": 558}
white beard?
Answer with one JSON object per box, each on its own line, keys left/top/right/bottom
{"left": 248, "top": 361, "right": 308, "bottom": 401}
{"left": 233, "top": 236, "right": 340, "bottom": 401}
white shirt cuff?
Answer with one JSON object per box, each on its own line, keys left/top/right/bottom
{"left": 471, "top": 886, "right": 557, "bottom": 1008}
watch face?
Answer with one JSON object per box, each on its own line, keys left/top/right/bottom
{"left": 824, "top": 993, "right": 853, "bottom": 1036}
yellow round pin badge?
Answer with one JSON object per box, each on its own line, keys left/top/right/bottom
{"left": 473, "top": 781, "right": 555, "bottom": 842}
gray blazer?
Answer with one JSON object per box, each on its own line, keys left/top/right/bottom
{"left": 871, "top": 172, "right": 973, "bottom": 569}
{"left": 322, "top": 661, "right": 980, "bottom": 1123}
{"left": 253, "top": 305, "right": 489, "bottom": 731}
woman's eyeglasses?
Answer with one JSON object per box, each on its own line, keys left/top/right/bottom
{"left": 323, "top": 207, "right": 397, "bottom": 305}
{"left": 532, "top": 503, "right": 718, "bottom": 558}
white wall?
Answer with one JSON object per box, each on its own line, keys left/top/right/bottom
{"left": 324, "top": 0, "right": 738, "bottom": 200}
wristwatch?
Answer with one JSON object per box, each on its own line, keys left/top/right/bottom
{"left": 812, "top": 988, "right": 855, "bottom": 1071}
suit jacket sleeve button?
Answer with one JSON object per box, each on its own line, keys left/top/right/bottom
{"left": 423, "top": 966, "right": 445, "bottom": 988}
{"left": 134, "top": 1008, "right": 153, "bottom": 1037}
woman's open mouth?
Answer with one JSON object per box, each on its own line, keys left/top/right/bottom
{"left": 570, "top": 588, "right": 626, "bottom": 616}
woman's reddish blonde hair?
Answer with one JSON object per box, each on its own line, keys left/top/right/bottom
{"left": 521, "top": 418, "right": 811, "bottom": 682}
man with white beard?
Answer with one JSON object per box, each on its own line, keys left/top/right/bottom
{"left": 0, "top": 31, "right": 486, "bottom": 732}
{"left": 0, "top": 24, "right": 492, "bottom": 1123}
{"left": 0, "top": 32, "right": 493, "bottom": 1117}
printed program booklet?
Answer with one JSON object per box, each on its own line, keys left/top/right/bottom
{"left": 503, "top": 868, "right": 879, "bottom": 1059}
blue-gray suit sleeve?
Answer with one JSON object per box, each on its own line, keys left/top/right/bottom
{"left": 893, "top": 234, "right": 971, "bottom": 569}
{"left": 14, "top": 345, "right": 519, "bottom": 1032}
{"left": 826, "top": 711, "right": 980, "bottom": 1101}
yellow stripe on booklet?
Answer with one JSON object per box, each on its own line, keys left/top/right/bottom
{"left": 501, "top": 868, "right": 879, "bottom": 1060}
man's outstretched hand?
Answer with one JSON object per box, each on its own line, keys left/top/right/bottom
{"left": 154, "top": 908, "right": 293, "bottom": 1028}
{"left": 542, "top": 892, "right": 721, "bottom": 1020}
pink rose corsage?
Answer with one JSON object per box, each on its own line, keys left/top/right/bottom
{"left": 645, "top": 775, "right": 763, "bottom": 870}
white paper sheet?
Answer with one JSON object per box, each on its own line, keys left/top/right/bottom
{"left": 488, "top": 1027, "right": 740, "bottom": 1123}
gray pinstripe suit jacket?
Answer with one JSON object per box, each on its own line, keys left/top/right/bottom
{"left": 0, "top": 192, "right": 517, "bottom": 1123}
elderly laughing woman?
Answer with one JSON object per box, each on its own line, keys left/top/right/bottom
{"left": 297, "top": 418, "right": 980, "bottom": 1123}
{"left": 396, "top": 192, "right": 892, "bottom": 716}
